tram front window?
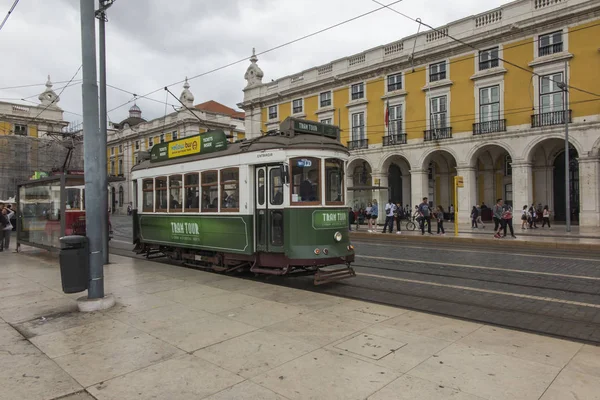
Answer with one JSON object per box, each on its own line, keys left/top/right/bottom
{"left": 325, "top": 158, "right": 344, "bottom": 204}
{"left": 291, "top": 157, "right": 320, "bottom": 204}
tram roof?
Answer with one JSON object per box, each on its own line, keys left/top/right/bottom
{"left": 132, "top": 129, "right": 348, "bottom": 171}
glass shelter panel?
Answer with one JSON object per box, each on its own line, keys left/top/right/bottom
{"left": 18, "top": 181, "right": 62, "bottom": 248}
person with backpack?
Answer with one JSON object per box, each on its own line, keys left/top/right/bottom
{"left": 382, "top": 199, "right": 396, "bottom": 234}
{"left": 418, "top": 197, "right": 432, "bottom": 235}
{"left": 436, "top": 205, "right": 446, "bottom": 235}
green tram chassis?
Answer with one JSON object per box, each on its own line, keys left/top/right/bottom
{"left": 134, "top": 242, "right": 356, "bottom": 285}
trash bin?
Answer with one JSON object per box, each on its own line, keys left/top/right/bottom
{"left": 59, "top": 235, "right": 89, "bottom": 293}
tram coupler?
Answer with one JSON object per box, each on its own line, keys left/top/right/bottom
{"left": 314, "top": 266, "right": 356, "bottom": 285}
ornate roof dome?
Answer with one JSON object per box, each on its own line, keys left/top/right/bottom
{"left": 129, "top": 103, "right": 142, "bottom": 118}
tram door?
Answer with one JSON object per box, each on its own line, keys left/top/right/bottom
{"left": 255, "top": 165, "right": 285, "bottom": 253}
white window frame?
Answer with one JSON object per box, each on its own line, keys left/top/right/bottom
{"left": 386, "top": 102, "right": 404, "bottom": 137}
{"left": 319, "top": 91, "right": 332, "bottom": 108}
{"left": 539, "top": 72, "right": 565, "bottom": 114}
{"left": 118, "top": 144, "right": 123, "bottom": 154}
{"left": 350, "top": 82, "right": 365, "bottom": 101}
{"left": 110, "top": 160, "right": 115, "bottom": 175}
{"left": 473, "top": 74, "right": 505, "bottom": 123}
{"left": 320, "top": 118, "right": 332, "bottom": 125}
{"left": 291, "top": 98, "right": 304, "bottom": 115}
{"left": 387, "top": 73, "right": 403, "bottom": 93}
{"left": 429, "top": 95, "right": 448, "bottom": 130}
{"left": 268, "top": 105, "right": 278, "bottom": 120}
{"left": 350, "top": 111, "right": 365, "bottom": 141}
{"left": 534, "top": 28, "right": 568, "bottom": 59}
{"left": 428, "top": 61, "right": 447, "bottom": 83}
{"left": 110, "top": 147, "right": 115, "bottom": 155}
{"left": 172, "top": 131, "right": 178, "bottom": 141}
{"left": 478, "top": 47, "right": 500, "bottom": 71}
{"left": 148, "top": 137, "right": 154, "bottom": 147}
{"left": 118, "top": 159, "right": 123, "bottom": 175}
{"left": 532, "top": 63, "right": 567, "bottom": 113}
{"left": 479, "top": 85, "right": 501, "bottom": 123}
{"left": 425, "top": 87, "right": 451, "bottom": 130}
{"left": 135, "top": 140, "right": 140, "bottom": 150}
{"left": 13, "top": 124, "right": 27, "bottom": 136}
{"left": 160, "top": 134, "right": 165, "bottom": 143}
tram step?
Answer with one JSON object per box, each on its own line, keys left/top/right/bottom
{"left": 314, "top": 266, "right": 356, "bottom": 285}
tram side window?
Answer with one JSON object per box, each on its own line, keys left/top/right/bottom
{"left": 291, "top": 157, "right": 320, "bottom": 204}
{"left": 325, "top": 158, "right": 344, "bottom": 204}
{"left": 201, "top": 170, "right": 218, "bottom": 212}
{"left": 184, "top": 173, "right": 200, "bottom": 212}
{"left": 257, "top": 169, "right": 265, "bottom": 206}
{"left": 221, "top": 168, "right": 239, "bottom": 212}
{"left": 155, "top": 177, "right": 168, "bottom": 212}
{"left": 169, "top": 175, "right": 183, "bottom": 212}
{"left": 270, "top": 168, "right": 283, "bottom": 205}
{"left": 142, "top": 179, "right": 153, "bottom": 212}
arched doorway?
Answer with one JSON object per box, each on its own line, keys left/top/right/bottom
{"left": 347, "top": 159, "right": 373, "bottom": 210}
{"left": 553, "top": 147, "right": 579, "bottom": 222}
{"left": 470, "top": 144, "right": 513, "bottom": 210}
{"left": 422, "top": 150, "right": 457, "bottom": 208}
{"left": 382, "top": 155, "right": 411, "bottom": 207}
{"left": 388, "top": 164, "right": 402, "bottom": 203}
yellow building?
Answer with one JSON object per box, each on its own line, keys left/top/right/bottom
{"left": 107, "top": 80, "right": 245, "bottom": 214}
{"left": 239, "top": 0, "right": 600, "bottom": 227}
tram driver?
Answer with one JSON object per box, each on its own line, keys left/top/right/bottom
{"left": 300, "top": 169, "right": 318, "bottom": 201}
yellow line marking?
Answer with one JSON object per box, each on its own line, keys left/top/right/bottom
{"left": 357, "top": 272, "right": 600, "bottom": 309}
{"left": 356, "top": 255, "right": 600, "bottom": 281}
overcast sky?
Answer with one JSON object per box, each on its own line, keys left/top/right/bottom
{"left": 0, "top": 0, "right": 511, "bottom": 125}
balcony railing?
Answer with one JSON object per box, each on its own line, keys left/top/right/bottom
{"left": 424, "top": 127, "right": 452, "bottom": 141}
{"left": 539, "top": 42, "right": 563, "bottom": 56}
{"left": 531, "top": 110, "right": 571, "bottom": 128}
{"left": 473, "top": 119, "right": 506, "bottom": 135}
{"left": 347, "top": 139, "right": 368, "bottom": 150}
{"left": 383, "top": 133, "right": 407, "bottom": 146}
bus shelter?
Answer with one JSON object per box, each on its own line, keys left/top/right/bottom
{"left": 16, "top": 174, "right": 122, "bottom": 252}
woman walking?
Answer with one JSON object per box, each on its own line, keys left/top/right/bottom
{"left": 366, "top": 202, "right": 373, "bottom": 232}
{"left": 368, "top": 200, "right": 378, "bottom": 233}
{"left": 0, "top": 206, "right": 14, "bottom": 252}
{"left": 521, "top": 205, "right": 529, "bottom": 229}
{"left": 471, "top": 206, "right": 478, "bottom": 228}
{"left": 436, "top": 206, "right": 446, "bottom": 235}
{"left": 542, "top": 205, "right": 552, "bottom": 228}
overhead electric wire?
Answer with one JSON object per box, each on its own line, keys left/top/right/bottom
{"left": 0, "top": 0, "right": 19, "bottom": 32}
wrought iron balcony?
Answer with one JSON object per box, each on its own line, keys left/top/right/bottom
{"left": 424, "top": 127, "right": 452, "bottom": 141}
{"left": 382, "top": 133, "right": 407, "bottom": 146}
{"left": 347, "top": 139, "right": 368, "bottom": 150}
{"left": 473, "top": 119, "right": 506, "bottom": 135}
{"left": 531, "top": 110, "right": 571, "bottom": 128}
{"left": 539, "top": 42, "right": 563, "bottom": 57}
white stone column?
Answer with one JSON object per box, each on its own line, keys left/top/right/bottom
{"left": 410, "top": 169, "right": 428, "bottom": 210}
{"left": 456, "top": 166, "right": 477, "bottom": 225}
{"left": 577, "top": 156, "right": 600, "bottom": 227}
{"left": 533, "top": 165, "right": 551, "bottom": 207}
{"left": 511, "top": 161, "right": 533, "bottom": 221}
{"left": 346, "top": 175, "right": 355, "bottom": 209}
{"left": 402, "top": 173, "right": 411, "bottom": 209}
{"left": 245, "top": 107, "right": 262, "bottom": 139}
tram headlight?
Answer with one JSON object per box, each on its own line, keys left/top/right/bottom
{"left": 334, "top": 232, "right": 343, "bottom": 242}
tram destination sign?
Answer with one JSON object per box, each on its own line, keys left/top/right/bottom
{"left": 280, "top": 117, "right": 339, "bottom": 139}
{"left": 150, "top": 130, "right": 228, "bottom": 162}
{"left": 312, "top": 209, "right": 348, "bottom": 230}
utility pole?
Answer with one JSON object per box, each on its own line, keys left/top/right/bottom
{"left": 80, "top": 0, "right": 104, "bottom": 299}
{"left": 558, "top": 60, "right": 571, "bottom": 232}
{"left": 96, "top": 0, "right": 114, "bottom": 265}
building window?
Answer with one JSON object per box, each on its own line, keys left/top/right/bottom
{"left": 118, "top": 186, "right": 124, "bottom": 207}
{"left": 118, "top": 159, "right": 123, "bottom": 175}
{"left": 387, "top": 73, "right": 402, "bottom": 92}
{"left": 429, "top": 61, "right": 446, "bottom": 82}
{"left": 201, "top": 170, "right": 218, "bottom": 212}
{"left": 479, "top": 85, "right": 500, "bottom": 122}
{"left": 160, "top": 134, "right": 165, "bottom": 143}
{"left": 351, "top": 112, "right": 365, "bottom": 141}
{"left": 168, "top": 175, "right": 183, "bottom": 212}
{"left": 134, "top": 155, "right": 138, "bottom": 165}
{"left": 221, "top": 168, "right": 239, "bottom": 212}
{"left": 319, "top": 91, "right": 332, "bottom": 107}
{"left": 540, "top": 72, "right": 564, "bottom": 114}
{"left": 320, "top": 118, "right": 332, "bottom": 125}
{"left": 118, "top": 144, "right": 123, "bottom": 153}
{"left": 430, "top": 96, "right": 447, "bottom": 129}
{"left": 351, "top": 83, "right": 364, "bottom": 100}
{"left": 504, "top": 155, "right": 512, "bottom": 176}
{"left": 135, "top": 140, "right": 140, "bottom": 150}
{"left": 388, "top": 105, "right": 402, "bottom": 135}
{"left": 539, "top": 31, "right": 563, "bottom": 56}
{"left": 148, "top": 137, "right": 154, "bottom": 147}
{"left": 292, "top": 99, "right": 303, "bottom": 114}
{"left": 479, "top": 47, "right": 499, "bottom": 70}
{"left": 110, "top": 147, "right": 115, "bottom": 155}
{"left": 110, "top": 160, "right": 115, "bottom": 175}
{"left": 13, "top": 124, "right": 27, "bottom": 136}
{"left": 268, "top": 105, "right": 278, "bottom": 119}
{"left": 172, "top": 131, "right": 178, "bottom": 140}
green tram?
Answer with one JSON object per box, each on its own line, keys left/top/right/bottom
{"left": 131, "top": 117, "right": 355, "bottom": 284}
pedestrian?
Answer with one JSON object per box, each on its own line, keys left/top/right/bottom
{"left": 471, "top": 206, "right": 478, "bottom": 228}
{"left": 369, "top": 200, "right": 378, "bottom": 233}
{"left": 436, "top": 205, "right": 446, "bottom": 235}
{"left": 502, "top": 204, "right": 516, "bottom": 238}
{"left": 395, "top": 202, "right": 402, "bottom": 234}
{"left": 521, "top": 205, "right": 529, "bottom": 229}
{"left": 493, "top": 199, "right": 504, "bottom": 238}
{"left": 418, "top": 197, "right": 433, "bottom": 235}
{"left": 449, "top": 204, "right": 455, "bottom": 222}
{"left": 481, "top": 202, "right": 488, "bottom": 210}
{"left": 1, "top": 206, "right": 14, "bottom": 252}
{"left": 528, "top": 204, "right": 538, "bottom": 229}
{"left": 366, "top": 202, "right": 373, "bottom": 232}
{"left": 476, "top": 204, "right": 485, "bottom": 228}
{"left": 542, "top": 205, "right": 551, "bottom": 228}
{"left": 6, "top": 204, "right": 16, "bottom": 232}
{"left": 127, "top": 202, "right": 132, "bottom": 215}
{"left": 382, "top": 199, "right": 395, "bottom": 233}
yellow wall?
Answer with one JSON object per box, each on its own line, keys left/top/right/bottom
{"left": 333, "top": 88, "right": 349, "bottom": 141}
{"left": 28, "top": 125, "right": 38, "bottom": 137}
{"left": 278, "top": 101, "right": 291, "bottom": 126}
{"left": 569, "top": 21, "right": 600, "bottom": 118}
{"left": 504, "top": 38, "right": 534, "bottom": 126}
{"left": 166, "top": 133, "right": 172, "bottom": 142}
{"left": 405, "top": 67, "right": 427, "bottom": 140}
{"left": 450, "top": 54, "right": 475, "bottom": 133}
{"left": 0, "top": 121, "right": 10, "bottom": 135}
{"left": 304, "top": 94, "right": 318, "bottom": 122}
{"left": 367, "top": 78, "right": 385, "bottom": 145}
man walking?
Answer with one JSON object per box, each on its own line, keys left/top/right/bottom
{"left": 382, "top": 199, "right": 396, "bottom": 233}
{"left": 493, "top": 198, "right": 504, "bottom": 238}
{"left": 419, "top": 197, "right": 433, "bottom": 235}
{"left": 0, "top": 206, "right": 14, "bottom": 252}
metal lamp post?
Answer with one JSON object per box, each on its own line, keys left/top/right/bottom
{"left": 557, "top": 60, "right": 570, "bottom": 232}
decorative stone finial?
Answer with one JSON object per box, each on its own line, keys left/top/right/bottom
{"left": 39, "top": 75, "right": 60, "bottom": 107}
{"left": 179, "top": 77, "right": 194, "bottom": 108}
{"left": 129, "top": 103, "right": 142, "bottom": 118}
{"left": 244, "top": 48, "right": 264, "bottom": 88}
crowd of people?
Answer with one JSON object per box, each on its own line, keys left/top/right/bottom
{"left": 0, "top": 203, "right": 15, "bottom": 252}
